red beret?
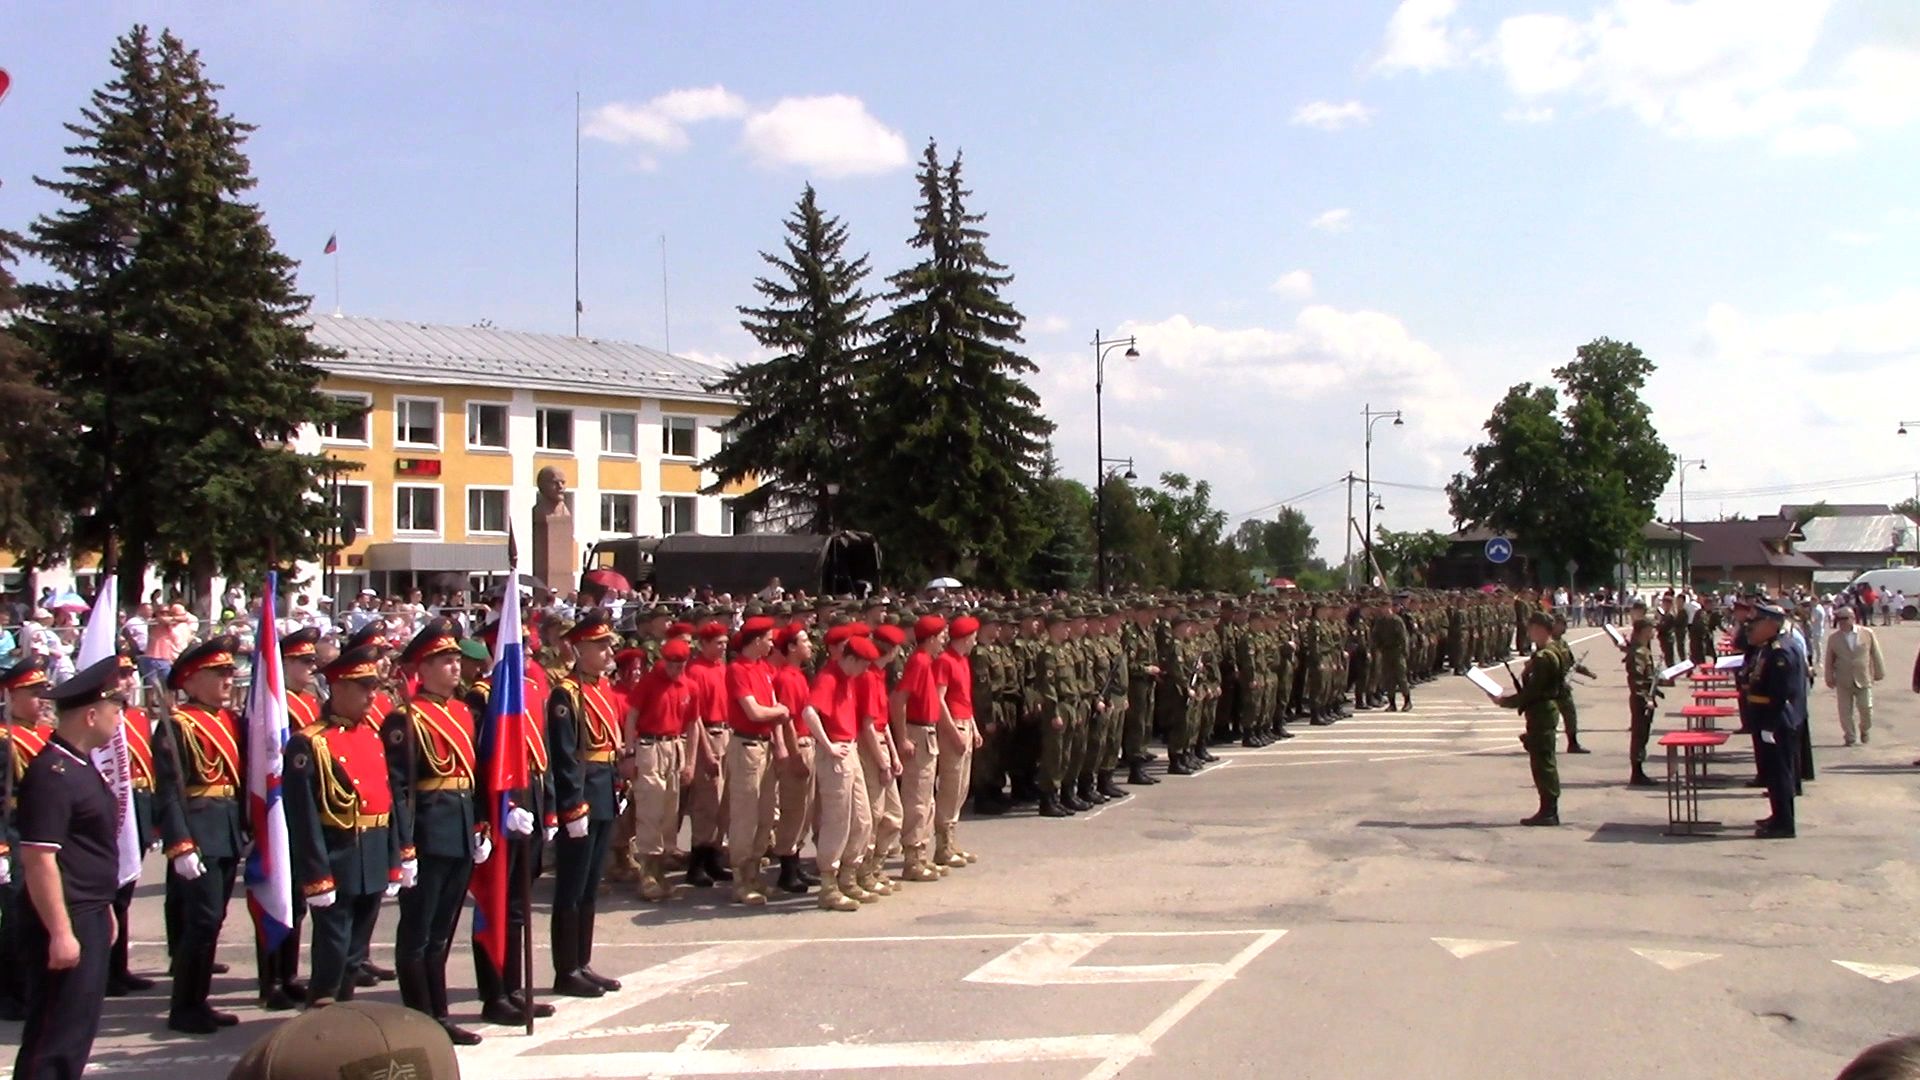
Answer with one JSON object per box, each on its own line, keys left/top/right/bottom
{"left": 849, "top": 624, "right": 873, "bottom": 638}
{"left": 950, "top": 616, "right": 980, "bottom": 638}
{"left": 824, "top": 624, "right": 856, "bottom": 646}
{"left": 741, "top": 616, "right": 777, "bottom": 639}
{"left": 661, "top": 639, "right": 691, "bottom": 663}
{"left": 696, "top": 622, "right": 729, "bottom": 641}
{"left": 846, "top": 637, "right": 880, "bottom": 662}
{"left": 913, "top": 615, "right": 947, "bottom": 641}
{"left": 667, "top": 621, "right": 695, "bottom": 638}
{"left": 615, "top": 648, "right": 648, "bottom": 668}
{"left": 874, "top": 624, "right": 906, "bottom": 647}
{"left": 774, "top": 623, "right": 806, "bottom": 650}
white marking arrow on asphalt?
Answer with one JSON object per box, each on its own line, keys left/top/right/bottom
{"left": 1432, "top": 937, "right": 1517, "bottom": 959}
{"left": 965, "top": 932, "right": 1284, "bottom": 985}
{"left": 1630, "top": 948, "right": 1719, "bottom": 971}
{"left": 1834, "top": 961, "right": 1920, "bottom": 984}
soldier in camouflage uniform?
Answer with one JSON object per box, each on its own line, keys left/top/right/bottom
{"left": 1122, "top": 605, "right": 1161, "bottom": 786}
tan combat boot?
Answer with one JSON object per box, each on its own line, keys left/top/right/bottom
{"left": 637, "top": 857, "right": 671, "bottom": 902}
{"left": 857, "top": 853, "right": 893, "bottom": 896}
{"left": 817, "top": 880, "right": 859, "bottom": 912}
{"left": 901, "top": 846, "right": 940, "bottom": 882}
{"left": 839, "top": 868, "right": 878, "bottom": 904}
{"left": 933, "top": 828, "right": 966, "bottom": 870}
{"left": 731, "top": 862, "right": 768, "bottom": 906}
{"left": 605, "top": 847, "right": 640, "bottom": 882}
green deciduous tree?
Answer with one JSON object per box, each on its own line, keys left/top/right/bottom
{"left": 1232, "top": 506, "right": 1318, "bottom": 579}
{"left": 1026, "top": 452, "right": 1094, "bottom": 591}
{"left": 704, "top": 184, "right": 872, "bottom": 531}
{"left": 21, "top": 26, "right": 352, "bottom": 602}
{"left": 1139, "top": 472, "right": 1248, "bottom": 591}
{"left": 853, "top": 141, "right": 1053, "bottom": 582}
{"left": 0, "top": 230, "right": 71, "bottom": 562}
{"left": 1372, "top": 527, "right": 1450, "bottom": 587}
{"left": 1447, "top": 338, "right": 1673, "bottom": 586}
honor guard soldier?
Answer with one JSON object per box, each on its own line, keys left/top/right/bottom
{"left": 467, "top": 618, "right": 557, "bottom": 1026}
{"left": 383, "top": 620, "right": 489, "bottom": 1045}
{"left": 10, "top": 658, "right": 127, "bottom": 1080}
{"left": 156, "top": 635, "right": 246, "bottom": 1034}
{"left": 253, "top": 629, "right": 323, "bottom": 1012}
{"left": 106, "top": 653, "right": 157, "bottom": 998}
{"left": 284, "top": 647, "right": 402, "bottom": 1008}
{"left": 1746, "top": 602, "right": 1805, "bottom": 839}
{"left": 1493, "top": 614, "right": 1566, "bottom": 827}
{"left": 343, "top": 623, "right": 401, "bottom": 984}
{"left": 547, "top": 612, "right": 625, "bottom": 997}
{"left": 1, "top": 657, "right": 55, "bottom": 1022}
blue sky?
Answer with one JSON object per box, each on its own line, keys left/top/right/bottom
{"left": 4, "top": 1, "right": 1919, "bottom": 556}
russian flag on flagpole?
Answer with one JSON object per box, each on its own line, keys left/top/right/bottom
{"left": 470, "top": 551, "right": 528, "bottom": 971}
{"left": 244, "top": 573, "right": 296, "bottom": 951}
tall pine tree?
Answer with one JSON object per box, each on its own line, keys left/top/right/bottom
{"left": 704, "top": 184, "right": 872, "bottom": 532}
{"left": 855, "top": 141, "right": 1053, "bottom": 582}
{"left": 22, "top": 26, "right": 351, "bottom": 602}
{"left": 0, "top": 230, "right": 71, "bottom": 562}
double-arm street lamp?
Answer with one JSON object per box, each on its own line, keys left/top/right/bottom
{"left": 1362, "top": 404, "right": 1404, "bottom": 576}
{"left": 1094, "top": 330, "right": 1140, "bottom": 594}
{"left": 1675, "top": 457, "right": 1706, "bottom": 583}
{"left": 1898, "top": 423, "right": 1920, "bottom": 559}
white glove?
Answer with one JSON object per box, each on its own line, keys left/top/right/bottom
{"left": 506, "top": 807, "right": 535, "bottom": 837}
{"left": 400, "top": 859, "right": 419, "bottom": 888}
{"left": 385, "top": 881, "right": 401, "bottom": 898}
{"left": 472, "top": 834, "right": 493, "bottom": 865}
{"left": 617, "top": 796, "right": 630, "bottom": 817}
{"left": 0, "top": 860, "right": 10, "bottom": 886}
{"left": 1759, "top": 729, "right": 1777, "bottom": 744}
{"left": 544, "top": 826, "right": 557, "bottom": 843}
{"left": 307, "top": 889, "right": 337, "bottom": 909}
{"left": 565, "top": 816, "right": 589, "bottom": 839}
{"left": 172, "top": 853, "right": 207, "bottom": 881}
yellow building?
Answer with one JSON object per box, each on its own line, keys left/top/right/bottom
{"left": 297, "top": 315, "right": 751, "bottom": 601}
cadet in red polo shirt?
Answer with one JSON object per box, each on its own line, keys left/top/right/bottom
{"left": 623, "top": 640, "right": 697, "bottom": 902}
{"left": 893, "top": 615, "right": 949, "bottom": 883}
{"left": 934, "top": 615, "right": 984, "bottom": 869}
{"left": 860, "top": 625, "right": 906, "bottom": 893}
{"left": 722, "top": 617, "right": 789, "bottom": 905}
{"left": 807, "top": 635, "right": 876, "bottom": 911}
{"left": 681, "top": 623, "right": 733, "bottom": 889}
{"left": 768, "top": 625, "right": 818, "bottom": 896}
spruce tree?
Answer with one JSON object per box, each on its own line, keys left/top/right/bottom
{"left": 22, "top": 26, "right": 351, "bottom": 601}
{"left": 855, "top": 141, "right": 1053, "bottom": 581}
{"left": 704, "top": 184, "right": 872, "bottom": 532}
{"left": 0, "top": 230, "right": 70, "bottom": 561}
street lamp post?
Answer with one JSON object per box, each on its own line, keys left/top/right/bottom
{"left": 1094, "top": 330, "right": 1140, "bottom": 594}
{"left": 1098, "top": 456, "right": 1137, "bottom": 586}
{"left": 1675, "top": 457, "right": 1706, "bottom": 585}
{"left": 1898, "top": 422, "right": 1920, "bottom": 560}
{"left": 1362, "top": 404, "right": 1404, "bottom": 585}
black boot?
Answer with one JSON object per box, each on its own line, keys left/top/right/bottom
{"left": 1629, "top": 768, "right": 1656, "bottom": 788}
{"left": 796, "top": 859, "right": 820, "bottom": 888}
{"left": 504, "top": 940, "right": 554, "bottom": 1018}
{"left": 685, "top": 845, "right": 716, "bottom": 888}
{"left": 1097, "top": 770, "right": 1129, "bottom": 800}
{"left": 973, "top": 790, "right": 1014, "bottom": 814}
{"left": 776, "top": 855, "right": 811, "bottom": 895}
{"left": 362, "top": 959, "right": 395, "bottom": 981}
{"left": 478, "top": 949, "right": 524, "bottom": 1026}
{"left": 550, "top": 908, "right": 602, "bottom": 998}
{"left": 577, "top": 901, "right": 622, "bottom": 992}
{"left": 1521, "top": 800, "right": 1560, "bottom": 827}
{"left": 1274, "top": 724, "right": 1295, "bottom": 740}
{"left": 1126, "top": 762, "right": 1161, "bottom": 786}
{"left": 427, "top": 952, "right": 483, "bottom": 1045}
{"left": 397, "top": 957, "right": 432, "bottom": 1013}
{"left": 707, "top": 847, "right": 735, "bottom": 883}
{"left": 1061, "top": 786, "right": 1091, "bottom": 812}
{"left": 167, "top": 951, "right": 218, "bottom": 1034}
{"left": 257, "top": 938, "right": 296, "bottom": 1011}
{"left": 1080, "top": 776, "right": 1109, "bottom": 805}
{"left": 1037, "top": 793, "right": 1070, "bottom": 818}
{"left": 1567, "top": 741, "right": 1590, "bottom": 754}
{"left": 1196, "top": 745, "right": 1219, "bottom": 764}
{"left": 1167, "top": 753, "right": 1195, "bottom": 776}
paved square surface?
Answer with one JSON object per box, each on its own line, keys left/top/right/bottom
{"left": 15, "top": 624, "right": 1920, "bottom": 1078}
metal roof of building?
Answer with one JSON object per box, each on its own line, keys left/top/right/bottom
{"left": 306, "top": 315, "right": 736, "bottom": 404}
{"left": 1796, "top": 514, "right": 1914, "bottom": 555}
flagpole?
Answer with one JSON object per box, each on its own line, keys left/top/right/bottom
{"left": 332, "top": 247, "right": 342, "bottom": 317}
{"left": 574, "top": 89, "right": 582, "bottom": 338}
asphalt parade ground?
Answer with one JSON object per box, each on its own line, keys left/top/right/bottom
{"left": 16, "top": 625, "right": 1920, "bottom": 1079}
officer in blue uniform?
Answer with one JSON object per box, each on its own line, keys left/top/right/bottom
{"left": 0, "top": 656, "right": 54, "bottom": 1022}
{"left": 1745, "top": 601, "right": 1803, "bottom": 839}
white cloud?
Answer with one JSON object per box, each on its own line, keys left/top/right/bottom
{"left": 1424, "top": 0, "right": 1920, "bottom": 154}
{"left": 1504, "top": 105, "right": 1557, "bottom": 124}
{"left": 1829, "top": 229, "right": 1878, "bottom": 247}
{"left": 740, "top": 95, "right": 910, "bottom": 177}
{"left": 1035, "top": 314, "right": 1072, "bottom": 335}
{"left": 1887, "top": 208, "right": 1920, "bottom": 227}
{"left": 1269, "top": 270, "right": 1315, "bottom": 300}
{"left": 1290, "top": 100, "right": 1376, "bottom": 131}
{"left": 1308, "top": 208, "right": 1354, "bottom": 233}
{"left": 584, "top": 85, "right": 748, "bottom": 152}
{"left": 1373, "top": 0, "right": 1473, "bottom": 74}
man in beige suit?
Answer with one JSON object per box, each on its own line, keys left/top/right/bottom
{"left": 1824, "top": 606, "right": 1885, "bottom": 746}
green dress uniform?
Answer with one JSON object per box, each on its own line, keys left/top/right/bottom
{"left": 1625, "top": 636, "right": 1658, "bottom": 783}
{"left": 284, "top": 669, "right": 400, "bottom": 1006}
{"left": 546, "top": 613, "right": 625, "bottom": 998}
{"left": 1498, "top": 639, "right": 1566, "bottom": 825}
{"left": 468, "top": 656, "right": 560, "bottom": 1025}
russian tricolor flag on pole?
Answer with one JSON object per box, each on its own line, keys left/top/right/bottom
{"left": 471, "top": 556, "right": 528, "bottom": 972}
{"left": 244, "top": 573, "right": 295, "bottom": 950}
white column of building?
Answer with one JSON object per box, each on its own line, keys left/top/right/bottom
{"left": 640, "top": 400, "right": 664, "bottom": 536}
{"left": 574, "top": 406, "right": 601, "bottom": 574}
{"left": 507, "top": 390, "right": 538, "bottom": 580}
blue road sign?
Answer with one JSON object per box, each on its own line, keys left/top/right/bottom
{"left": 1485, "top": 537, "right": 1514, "bottom": 565}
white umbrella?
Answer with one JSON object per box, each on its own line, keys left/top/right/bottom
{"left": 926, "top": 577, "right": 963, "bottom": 590}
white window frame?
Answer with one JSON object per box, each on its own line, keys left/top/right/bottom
{"left": 394, "top": 483, "right": 443, "bottom": 537}
{"left": 599, "top": 491, "right": 640, "bottom": 536}
{"left": 661, "top": 414, "right": 698, "bottom": 460}
{"left": 600, "top": 410, "right": 639, "bottom": 458}
{"left": 394, "top": 395, "right": 442, "bottom": 451}
{"left": 465, "top": 485, "right": 511, "bottom": 537}
{"left": 536, "top": 406, "right": 575, "bottom": 453}
{"left": 720, "top": 497, "right": 742, "bottom": 537}
{"left": 334, "top": 480, "right": 374, "bottom": 538}
{"left": 319, "top": 392, "right": 372, "bottom": 447}
{"left": 660, "top": 494, "right": 697, "bottom": 536}
{"left": 465, "top": 400, "right": 510, "bottom": 452}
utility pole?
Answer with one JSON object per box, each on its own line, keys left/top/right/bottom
{"left": 1343, "top": 472, "right": 1358, "bottom": 590}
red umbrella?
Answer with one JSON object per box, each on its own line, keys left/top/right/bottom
{"left": 1268, "top": 577, "right": 1298, "bottom": 590}
{"left": 582, "top": 568, "right": 632, "bottom": 593}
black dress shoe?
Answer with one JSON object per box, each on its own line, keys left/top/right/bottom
{"left": 282, "top": 979, "right": 307, "bottom": 1002}
{"left": 362, "top": 961, "right": 395, "bottom": 981}
{"left": 168, "top": 1010, "right": 220, "bottom": 1035}
{"left": 354, "top": 968, "right": 380, "bottom": 988}
{"left": 209, "top": 1008, "right": 240, "bottom": 1027}
{"left": 973, "top": 792, "right": 1013, "bottom": 815}
{"left": 1567, "top": 744, "right": 1591, "bottom": 754}
{"left": 481, "top": 998, "right": 528, "bottom": 1026}
{"left": 260, "top": 988, "right": 298, "bottom": 1012}
{"left": 581, "top": 967, "right": 622, "bottom": 993}
{"left": 1754, "top": 824, "right": 1796, "bottom": 839}
{"left": 508, "top": 991, "right": 556, "bottom": 1018}
{"left": 1628, "top": 774, "right": 1657, "bottom": 788}
{"left": 554, "top": 971, "right": 605, "bottom": 998}
{"left": 439, "top": 1019, "right": 483, "bottom": 1046}
{"left": 210, "top": 961, "right": 231, "bottom": 976}
{"left": 108, "top": 972, "right": 156, "bottom": 995}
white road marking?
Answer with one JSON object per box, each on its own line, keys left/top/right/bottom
{"left": 479, "top": 1034, "right": 1150, "bottom": 1078}
{"left": 571, "top": 1020, "right": 730, "bottom": 1051}
{"left": 1432, "top": 937, "right": 1517, "bottom": 959}
{"left": 1631, "top": 947, "right": 1720, "bottom": 971}
{"left": 1081, "top": 930, "right": 1289, "bottom": 1080}
{"left": 965, "top": 930, "right": 1287, "bottom": 986}
{"left": 1833, "top": 960, "right": 1920, "bottom": 984}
